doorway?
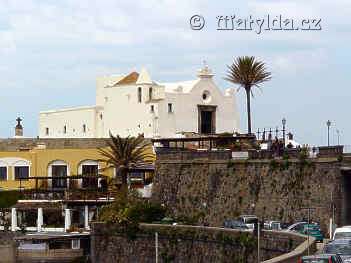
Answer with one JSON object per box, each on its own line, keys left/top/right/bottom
{"left": 341, "top": 170, "right": 351, "bottom": 225}
{"left": 52, "top": 165, "right": 67, "bottom": 189}
{"left": 198, "top": 105, "right": 216, "bottom": 134}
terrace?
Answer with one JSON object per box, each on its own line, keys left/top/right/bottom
{"left": 17, "top": 175, "right": 112, "bottom": 202}
{"left": 151, "top": 134, "right": 345, "bottom": 160}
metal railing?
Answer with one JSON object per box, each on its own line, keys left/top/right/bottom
{"left": 343, "top": 145, "right": 351, "bottom": 154}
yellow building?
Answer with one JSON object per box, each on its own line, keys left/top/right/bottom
{"left": 0, "top": 138, "right": 154, "bottom": 191}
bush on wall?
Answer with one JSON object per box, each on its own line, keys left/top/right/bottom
{"left": 98, "top": 190, "right": 166, "bottom": 238}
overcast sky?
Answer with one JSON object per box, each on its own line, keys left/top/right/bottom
{"left": 0, "top": 0, "right": 350, "bottom": 146}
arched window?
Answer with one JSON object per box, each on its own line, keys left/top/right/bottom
{"left": 138, "top": 87, "right": 142, "bottom": 103}
{"left": 83, "top": 124, "right": 86, "bottom": 133}
{"left": 63, "top": 125, "right": 67, "bottom": 134}
{"left": 149, "top": 87, "right": 153, "bottom": 100}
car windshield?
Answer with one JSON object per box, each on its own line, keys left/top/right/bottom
{"left": 302, "top": 259, "right": 329, "bottom": 263}
{"left": 244, "top": 218, "right": 257, "bottom": 224}
{"left": 325, "top": 244, "right": 351, "bottom": 254}
{"left": 334, "top": 232, "right": 351, "bottom": 239}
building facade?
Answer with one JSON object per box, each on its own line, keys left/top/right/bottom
{"left": 39, "top": 65, "right": 240, "bottom": 138}
{"left": 0, "top": 138, "right": 154, "bottom": 191}
{"left": 0, "top": 137, "right": 154, "bottom": 235}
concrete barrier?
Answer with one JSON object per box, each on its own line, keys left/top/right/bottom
{"left": 262, "top": 236, "right": 316, "bottom": 263}
{"left": 0, "top": 244, "right": 16, "bottom": 263}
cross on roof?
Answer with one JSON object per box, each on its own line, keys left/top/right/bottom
{"left": 16, "top": 117, "right": 22, "bottom": 125}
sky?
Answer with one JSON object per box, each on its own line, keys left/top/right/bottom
{"left": 0, "top": 0, "right": 350, "bottom": 146}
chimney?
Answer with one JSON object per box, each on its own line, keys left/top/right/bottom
{"left": 15, "top": 117, "right": 23, "bottom": 137}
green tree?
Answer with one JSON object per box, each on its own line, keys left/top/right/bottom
{"left": 99, "top": 133, "right": 154, "bottom": 194}
{"left": 225, "top": 56, "right": 271, "bottom": 134}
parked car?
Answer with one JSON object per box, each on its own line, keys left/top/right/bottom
{"left": 323, "top": 239, "right": 351, "bottom": 262}
{"left": 299, "top": 224, "right": 324, "bottom": 242}
{"left": 238, "top": 215, "right": 258, "bottom": 229}
{"left": 223, "top": 220, "right": 250, "bottom": 230}
{"left": 264, "top": 221, "right": 282, "bottom": 230}
{"left": 333, "top": 226, "right": 351, "bottom": 240}
{"left": 299, "top": 254, "right": 343, "bottom": 263}
{"left": 286, "top": 222, "right": 308, "bottom": 232}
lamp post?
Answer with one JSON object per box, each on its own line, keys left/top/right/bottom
{"left": 336, "top": 129, "right": 340, "bottom": 146}
{"left": 327, "top": 120, "right": 331, "bottom": 146}
{"left": 282, "top": 118, "right": 286, "bottom": 147}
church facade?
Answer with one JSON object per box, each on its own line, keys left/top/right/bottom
{"left": 39, "top": 65, "right": 240, "bottom": 138}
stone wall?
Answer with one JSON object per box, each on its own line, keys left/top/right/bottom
{"left": 91, "top": 223, "right": 310, "bottom": 263}
{"left": 0, "top": 232, "right": 17, "bottom": 263}
{"left": 151, "top": 150, "right": 343, "bottom": 233}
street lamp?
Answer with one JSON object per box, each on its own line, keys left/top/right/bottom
{"left": 336, "top": 129, "right": 340, "bottom": 146}
{"left": 326, "top": 120, "right": 331, "bottom": 146}
{"left": 282, "top": 118, "right": 286, "bottom": 147}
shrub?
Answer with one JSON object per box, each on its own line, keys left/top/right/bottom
{"left": 99, "top": 190, "right": 166, "bottom": 227}
{"left": 0, "top": 190, "right": 21, "bottom": 208}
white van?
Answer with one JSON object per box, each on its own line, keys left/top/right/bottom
{"left": 333, "top": 226, "right": 351, "bottom": 240}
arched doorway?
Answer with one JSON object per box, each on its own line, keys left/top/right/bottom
{"left": 78, "top": 160, "right": 99, "bottom": 189}
{"left": 48, "top": 160, "right": 70, "bottom": 189}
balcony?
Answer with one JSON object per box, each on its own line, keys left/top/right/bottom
{"left": 17, "top": 175, "right": 113, "bottom": 202}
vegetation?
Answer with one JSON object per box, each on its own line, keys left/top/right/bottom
{"left": 99, "top": 190, "right": 166, "bottom": 239}
{"left": 225, "top": 56, "right": 271, "bottom": 134}
{"left": 0, "top": 190, "right": 21, "bottom": 231}
{"left": 99, "top": 133, "right": 154, "bottom": 194}
{"left": 0, "top": 190, "right": 21, "bottom": 209}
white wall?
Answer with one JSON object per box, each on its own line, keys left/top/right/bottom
{"left": 39, "top": 106, "right": 98, "bottom": 138}
{"left": 102, "top": 84, "right": 156, "bottom": 137}
{"left": 157, "top": 78, "right": 239, "bottom": 137}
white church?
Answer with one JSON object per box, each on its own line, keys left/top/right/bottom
{"left": 39, "top": 64, "right": 240, "bottom": 138}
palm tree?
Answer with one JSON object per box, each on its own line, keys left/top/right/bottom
{"left": 225, "top": 56, "right": 271, "bottom": 134}
{"left": 99, "top": 133, "right": 154, "bottom": 194}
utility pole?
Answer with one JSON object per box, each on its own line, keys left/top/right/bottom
{"left": 257, "top": 221, "right": 260, "bottom": 263}
{"left": 155, "top": 232, "right": 159, "bottom": 263}
{"left": 327, "top": 120, "right": 331, "bottom": 146}
{"left": 300, "top": 206, "right": 316, "bottom": 256}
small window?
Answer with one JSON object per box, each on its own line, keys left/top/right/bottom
{"left": 168, "top": 103, "right": 173, "bottom": 113}
{"left": 15, "top": 166, "right": 29, "bottom": 180}
{"left": 0, "top": 167, "right": 7, "bottom": 180}
{"left": 150, "top": 105, "right": 154, "bottom": 113}
{"left": 138, "top": 87, "right": 142, "bottom": 103}
{"left": 149, "top": 87, "right": 153, "bottom": 100}
{"left": 83, "top": 124, "right": 86, "bottom": 133}
{"left": 45, "top": 127, "right": 49, "bottom": 135}
{"left": 63, "top": 125, "right": 67, "bottom": 134}
{"left": 100, "top": 113, "right": 103, "bottom": 120}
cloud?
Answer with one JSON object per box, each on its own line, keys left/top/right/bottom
{"left": 0, "top": 0, "right": 349, "bottom": 143}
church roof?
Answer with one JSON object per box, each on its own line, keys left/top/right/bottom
{"left": 114, "top": 71, "right": 140, "bottom": 85}
{"left": 161, "top": 79, "right": 200, "bottom": 93}
{"left": 136, "top": 68, "right": 153, "bottom": 85}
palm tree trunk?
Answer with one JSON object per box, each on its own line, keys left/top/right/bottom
{"left": 246, "top": 88, "right": 252, "bottom": 134}
{"left": 116, "top": 166, "right": 128, "bottom": 196}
